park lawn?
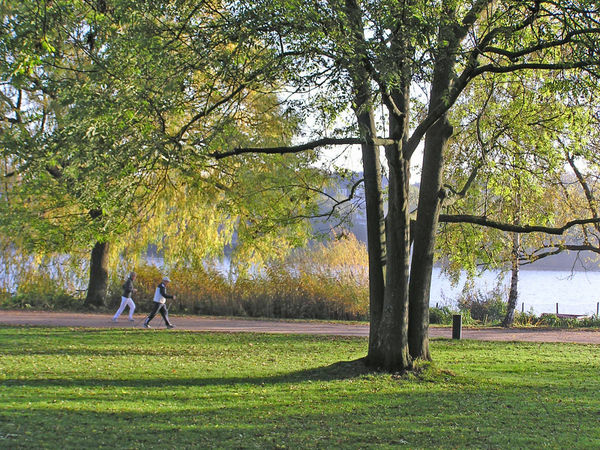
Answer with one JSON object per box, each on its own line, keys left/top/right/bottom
{"left": 0, "top": 327, "right": 599, "bottom": 449}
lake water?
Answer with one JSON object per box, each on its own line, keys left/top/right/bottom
{"left": 430, "top": 267, "right": 600, "bottom": 316}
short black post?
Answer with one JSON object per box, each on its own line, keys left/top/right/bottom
{"left": 597, "top": 302, "right": 599, "bottom": 317}
{"left": 521, "top": 302, "right": 524, "bottom": 313}
{"left": 452, "top": 314, "right": 462, "bottom": 340}
{"left": 556, "top": 303, "right": 559, "bottom": 315}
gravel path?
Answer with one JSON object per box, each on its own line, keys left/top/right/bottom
{"left": 2, "top": 310, "right": 600, "bottom": 344}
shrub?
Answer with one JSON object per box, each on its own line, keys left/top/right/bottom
{"left": 429, "top": 306, "right": 455, "bottom": 325}
{"left": 168, "top": 265, "right": 238, "bottom": 316}
{"left": 577, "top": 315, "right": 600, "bottom": 327}
{"left": 532, "top": 314, "right": 600, "bottom": 328}
{"left": 1, "top": 233, "right": 370, "bottom": 320}
{"left": 456, "top": 282, "right": 508, "bottom": 324}
{"left": 0, "top": 247, "right": 88, "bottom": 311}
{"left": 0, "top": 271, "right": 83, "bottom": 311}
{"left": 512, "top": 310, "right": 538, "bottom": 327}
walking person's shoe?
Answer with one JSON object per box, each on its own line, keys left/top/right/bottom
{"left": 143, "top": 321, "right": 151, "bottom": 328}
{"left": 111, "top": 318, "right": 117, "bottom": 322}
{"left": 166, "top": 324, "right": 175, "bottom": 329}
{"left": 128, "top": 318, "right": 135, "bottom": 322}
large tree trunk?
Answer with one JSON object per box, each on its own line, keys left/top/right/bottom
{"left": 371, "top": 72, "right": 412, "bottom": 371}
{"left": 408, "top": 2, "right": 459, "bottom": 361}
{"left": 376, "top": 150, "right": 412, "bottom": 371}
{"left": 84, "top": 241, "right": 110, "bottom": 308}
{"left": 503, "top": 233, "right": 520, "bottom": 327}
{"left": 408, "top": 115, "right": 452, "bottom": 360}
{"left": 358, "top": 113, "right": 386, "bottom": 364}
{"left": 344, "top": 0, "right": 386, "bottom": 366}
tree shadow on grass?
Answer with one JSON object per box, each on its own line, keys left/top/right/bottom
{"left": 1, "top": 358, "right": 374, "bottom": 390}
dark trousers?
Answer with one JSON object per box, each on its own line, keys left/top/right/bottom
{"left": 145, "top": 302, "right": 171, "bottom": 326}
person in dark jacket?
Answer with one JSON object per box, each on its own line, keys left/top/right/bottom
{"left": 112, "top": 272, "right": 137, "bottom": 322}
{"left": 143, "top": 276, "right": 176, "bottom": 329}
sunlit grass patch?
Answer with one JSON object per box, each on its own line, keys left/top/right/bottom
{"left": 1, "top": 327, "right": 599, "bottom": 448}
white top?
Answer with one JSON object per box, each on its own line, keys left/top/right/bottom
{"left": 153, "top": 283, "right": 166, "bottom": 304}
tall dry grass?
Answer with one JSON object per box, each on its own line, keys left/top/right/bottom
{"left": 115, "top": 234, "right": 369, "bottom": 320}
{"left": 236, "top": 234, "right": 369, "bottom": 320}
{"left": 0, "top": 234, "right": 370, "bottom": 320}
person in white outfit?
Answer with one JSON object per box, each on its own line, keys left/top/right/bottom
{"left": 143, "top": 276, "right": 176, "bottom": 329}
{"left": 112, "top": 272, "right": 137, "bottom": 322}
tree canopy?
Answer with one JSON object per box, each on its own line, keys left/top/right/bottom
{"left": 2, "top": 0, "right": 600, "bottom": 372}
{"left": 218, "top": 0, "right": 600, "bottom": 370}
{"left": 0, "top": 0, "right": 333, "bottom": 259}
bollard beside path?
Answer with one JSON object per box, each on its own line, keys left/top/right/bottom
{"left": 452, "top": 314, "right": 462, "bottom": 340}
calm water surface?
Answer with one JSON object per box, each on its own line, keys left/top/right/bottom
{"left": 430, "top": 268, "right": 600, "bottom": 315}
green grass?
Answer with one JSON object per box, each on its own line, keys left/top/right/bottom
{"left": 1, "top": 327, "right": 599, "bottom": 449}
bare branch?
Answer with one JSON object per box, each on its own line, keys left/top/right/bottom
{"left": 565, "top": 150, "right": 600, "bottom": 231}
{"left": 210, "top": 137, "right": 396, "bottom": 159}
{"left": 310, "top": 177, "right": 364, "bottom": 221}
{"left": 521, "top": 244, "right": 600, "bottom": 266}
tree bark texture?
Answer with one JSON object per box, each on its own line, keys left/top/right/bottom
{"left": 370, "top": 76, "right": 413, "bottom": 371}
{"left": 359, "top": 120, "right": 387, "bottom": 364}
{"left": 84, "top": 241, "right": 110, "bottom": 308}
{"left": 408, "top": 116, "right": 453, "bottom": 360}
{"left": 376, "top": 147, "right": 412, "bottom": 370}
{"left": 408, "top": 3, "right": 459, "bottom": 361}
{"left": 503, "top": 234, "right": 520, "bottom": 327}
{"left": 344, "top": 0, "right": 389, "bottom": 368}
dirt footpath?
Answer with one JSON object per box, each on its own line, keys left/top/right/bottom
{"left": 2, "top": 310, "right": 600, "bottom": 344}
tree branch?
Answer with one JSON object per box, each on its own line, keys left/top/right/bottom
{"left": 403, "top": 0, "right": 534, "bottom": 158}
{"left": 311, "top": 177, "right": 364, "bottom": 221}
{"left": 565, "top": 149, "right": 600, "bottom": 233}
{"left": 483, "top": 28, "right": 600, "bottom": 60}
{"left": 175, "top": 83, "right": 247, "bottom": 141}
{"left": 406, "top": 4, "right": 600, "bottom": 158}
{"left": 520, "top": 243, "right": 600, "bottom": 266}
{"left": 210, "top": 137, "right": 396, "bottom": 159}
{"left": 473, "top": 60, "right": 598, "bottom": 76}
{"left": 442, "top": 163, "right": 481, "bottom": 202}
{"left": 438, "top": 214, "right": 600, "bottom": 235}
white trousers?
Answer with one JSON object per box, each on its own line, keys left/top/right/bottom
{"left": 113, "top": 296, "right": 136, "bottom": 320}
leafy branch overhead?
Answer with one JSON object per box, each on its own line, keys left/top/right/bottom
{"left": 1, "top": 0, "right": 600, "bottom": 371}
{"left": 0, "top": 1, "right": 330, "bottom": 260}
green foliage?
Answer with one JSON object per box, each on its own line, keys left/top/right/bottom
{"left": 0, "top": 0, "right": 326, "bottom": 266}
{"left": 442, "top": 72, "right": 572, "bottom": 273}
{"left": 3, "top": 1, "right": 600, "bottom": 358}
{"left": 532, "top": 314, "right": 600, "bottom": 329}
{"left": 429, "top": 305, "right": 455, "bottom": 325}
{"left": 440, "top": 66, "right": 600, "bottom": 283}
{"left": 455, "top": 282, "right": 508, "bottom": 324}
{"left": 511, "top": 310, "right": 539, "bottom": 327}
